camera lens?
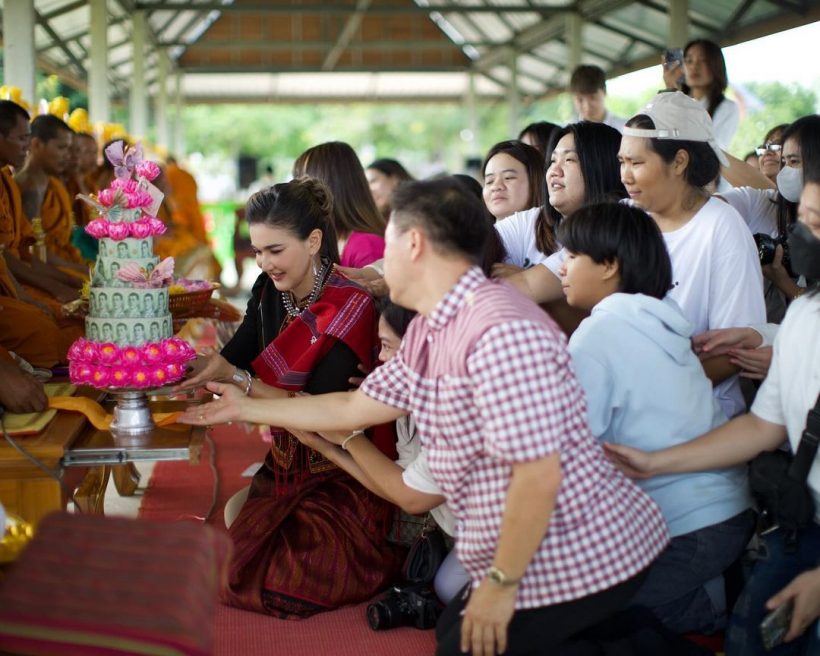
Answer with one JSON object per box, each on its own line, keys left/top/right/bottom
{"left": 366, "top": 601, "right": 391, "bottom": 631}
{"left": 754, "top": 233, "right": 777, "bottom": 266}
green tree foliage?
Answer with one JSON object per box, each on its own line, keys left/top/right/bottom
{"left": 729, "top": 81, "right": 817, "bottom": 157}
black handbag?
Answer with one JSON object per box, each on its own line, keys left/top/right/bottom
{"left": 401, "top": 515, "right": 448, "bottom": 585}
{"left": 750, "top": 392, "right": 820, "bottom": 547}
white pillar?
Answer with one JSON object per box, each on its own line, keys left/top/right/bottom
{"left": 129, "top": 11, "right": 147, "bottom": 139}
{"left": 3, "top": 0, "right": 36, "bottom": 106}
{"left": 508, "top": 52, "right": 519, "bottom": 138}
{"left": 566, "top": 12, "right": 583, "bottom": 71}
{"left": 155, "top": 51, "right": 169, "bottom": 148}
{"left": 669, "top": 0, "right": 689, "bottom": 47}
{"left": 174, "top": 71, "right": 185, "bottom": 157}
{"left": 89, "top": 0, "right": 110, "bottom": 123}
{"left": 466, "top": 71, "right": 478, "bottom": 159}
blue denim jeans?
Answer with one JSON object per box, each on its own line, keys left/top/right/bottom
{"left": 726, "top": 522, "right": 820, "bottom": 656}
{"left": 630, "top": 509, "right": 755, "bottom": 634}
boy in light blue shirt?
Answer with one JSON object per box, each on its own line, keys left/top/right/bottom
{"left": 558, "top": 202, "right": 754, "bottom": 635}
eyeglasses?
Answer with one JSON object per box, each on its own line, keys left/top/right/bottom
{"left": 755, "top": 143, "right": 783, "bottom": 157}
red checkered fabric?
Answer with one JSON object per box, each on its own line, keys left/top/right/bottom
{"left": 362, "top": 267, "right": 669, "bottom": 610}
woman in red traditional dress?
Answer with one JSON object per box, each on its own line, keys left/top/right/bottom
{"left": 181, "top": 176, "right": 401, "bottom": 618}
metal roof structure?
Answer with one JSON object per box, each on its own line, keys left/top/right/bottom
{"left": 9, "top": 0, "right": 820, "bottom": 102}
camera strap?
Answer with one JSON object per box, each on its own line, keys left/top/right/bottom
{"left": 787, "top": 392, "right": 820, "bottom": 482}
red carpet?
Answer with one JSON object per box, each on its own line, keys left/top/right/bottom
{"left": 141, "top": 423, "right": 437, "bottom": 656}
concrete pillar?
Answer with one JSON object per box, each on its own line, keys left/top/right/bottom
{"left": 669, "top": 0, "right": 689, "bottom": 47}
{"left": 508, "top": 52, "right": 519, "bottom": 139}
{"left": 129, "top": 11, "right": 147, "bottom": 139}
{"left": 155, "top": 51, "right": 169, "bottom": 148}
{"left": 464, "top": 71, "right": 479, "bottom": 159}
{"left": 3, "top": 0, "right": 37, "bottom": 106}
{"left": 566, "top": 12, "right": 583, "bottom": 72}
{"left": 89, "top": 0, "right": 110, "bottom": 123}
{"left": 174, "top": 71, "right": 185, "bottom": 157}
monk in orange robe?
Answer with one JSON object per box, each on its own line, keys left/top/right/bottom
{"left": 15, "top": 115, "right": 85, "bottom": 269}
{"left": 165, "top": 157, "right": 208, "bottom": 245}
{"left": 0, "top": 101, "right": 83, "bottom": 363}
{"left": 160, "top": 158, "right": 220, "bottom": 278}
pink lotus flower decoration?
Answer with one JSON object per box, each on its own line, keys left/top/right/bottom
{"left": 85, "top": 219, "right": 108, "bottom": 239}
{"left": 120, "top": 346, "right": 141, "bottom": 365}
{"left": 110, "top": 179, "right": 139, "bottom": 194}
{"left": 125, "top": 191, "right": 153, "bottom": 209}
{"left": 130, "top": 219, "right": 151, "bottom": 239}
{"left": 150, "top": 367, "right": 168, "bottom": 386}
{"left": 110, "top": 367, "right": 131, "bottom": 387}
{"left": 146, "top": 217, "right": 166, "bottom": 234}
{"left": 142, "top": 343, "right": 163, "bottom": 364}
{"left": 136, "top": 161, "right": 161, "bottom": 181}
{"left": 131, "top": 366, "right": 152, "bottom": 389}
{"left": 98, "top": 342, "right": 120, "bottom": 365}
{"left": 107, "top": 222, "right": 130, "bottom": 240}
{"left": 90, "top": 368, "right": 110, "bottom": 387}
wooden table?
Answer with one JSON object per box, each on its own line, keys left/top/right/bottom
{"left": 0, "top": 389, "right": 206, "bottom": 526}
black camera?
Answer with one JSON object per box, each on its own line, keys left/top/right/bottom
{"left": 366, "top": 584, "right": 441, "bottom": 631}
{"left": 753, "top": 233, "right": 793, "bottom": 276}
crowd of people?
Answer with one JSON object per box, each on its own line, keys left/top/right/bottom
{"left": 2, "top": 35, "right": 819, "bottom": 656}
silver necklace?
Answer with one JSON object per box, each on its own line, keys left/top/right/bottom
{"left": 281, "top": 259, "right": 331, "bottom": 318}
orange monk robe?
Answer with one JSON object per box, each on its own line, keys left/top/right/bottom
{"left": 0, "top": 170, "right": 84, "bottom": 323}
{"left": 65, "top": 176, "right": 92, "bottom": 227}
{"left": 40, "top": 177, "right": 83, "bottom": 264}
{"left": 153, "top": 200, "right": 199, "bottom": 261}
{"left": 0, "top": 286, "right": 78, "bottom": 367}
{"left": 0, "top": 167, "right": 34, "bottom": 267}
{"left": 165, "top": 163, "right": 208, "bottom": 245}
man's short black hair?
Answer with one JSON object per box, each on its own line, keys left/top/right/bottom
{"left": 557, "top": 202, "right": 672, "bottom": 300}
{"left": 569, "top": 65, "right": 607, "bottom": 95}
{"left": 0, "top": 100, "right": 30, "bottom": 137}
{"left": 390, "top": 178, "right": 489, "bottom": 264}
{"left": 31, "top": 114, "right": 71, "bottom": 143}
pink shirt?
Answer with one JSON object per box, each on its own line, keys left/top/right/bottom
{"left": 361, "top": 267, "right": 668, "bottom": 609}
{"left": 340, "top": 231, "right": 385, "bottom": 268}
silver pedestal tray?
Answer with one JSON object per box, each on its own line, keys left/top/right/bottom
{"left": 108, "top": 389, "right": 156, "bottom": 443}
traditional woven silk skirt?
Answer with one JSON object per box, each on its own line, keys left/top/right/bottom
{"left": 223, "top": 456, "right": 403, "bottom": 618}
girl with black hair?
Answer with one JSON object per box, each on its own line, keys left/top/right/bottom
{"left": 663, "top": 39, "right": 739, "bottom": 149}
{"left": 494, "top": 121, "right": 626, "bottom": 272}
{"left": 481, "top": 140, "right": 545, "bottom": 222}
{"left": 558, "top": 202, "right": 753, "bottom": 635}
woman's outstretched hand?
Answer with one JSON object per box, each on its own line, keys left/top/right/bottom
{"left": 174, "top": 353, "right": 234, "bottom": 391}
{"left": 602, "top": 443, "right": 657, "bottom": 479}
{"left": 179, "top": 381, "right": 246, "bottom": 425}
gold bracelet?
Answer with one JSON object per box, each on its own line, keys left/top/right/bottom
{"left": 341, "top": 430, "right": 365, "bottom": 451}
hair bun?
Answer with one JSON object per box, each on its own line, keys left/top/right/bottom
{"left": 293, "top": 175, "right": 334, "bottom": 222}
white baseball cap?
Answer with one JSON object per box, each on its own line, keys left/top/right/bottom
{"left": 622, "top": 91, "right": 729, "bottom": 167}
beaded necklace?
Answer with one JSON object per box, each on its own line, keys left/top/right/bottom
{"left": 281, "top": 258, "right": 332, "bottom": 319}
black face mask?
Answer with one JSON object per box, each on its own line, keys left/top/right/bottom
{"left": 787, "top": 222, "right": 820, "bottom": 282}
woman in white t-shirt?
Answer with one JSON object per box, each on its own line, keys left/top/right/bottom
{"left": 508, "top": 92, "right": 765, "bottom": 418}
{"left": 605, "top": 179, "right": 820, "bottom": 656}
{"left": 494, "top": 121, "right": 626, "bottom": 272}
{"left": 481, "top": 140, "right": 545, "bottom": 222}
{"left": 663, "top": 39, "right": 739, "bottom": 150}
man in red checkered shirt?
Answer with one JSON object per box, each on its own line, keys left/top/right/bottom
{"left": 182, "top": 178, "right": 669, "bottom": 655}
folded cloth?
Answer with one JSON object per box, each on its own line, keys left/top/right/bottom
{"left": 2, "top": 383, "right": 75, "bottom": 435}
{"left": 0, "top": 512, "right": 232, "bottom": 656}
{"left": 48, "top": 395, "right": 186, "bottom": 432}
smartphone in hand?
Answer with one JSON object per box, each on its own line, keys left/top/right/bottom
{"left": 760, "top": 601, "right": 794, "bottom": 651}
{"left": 663, "top": 47, "right": 684, "bottom": 69}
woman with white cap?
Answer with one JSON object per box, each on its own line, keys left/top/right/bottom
{"left": 510, "top": 91, "right": 766, "bottom": 419}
